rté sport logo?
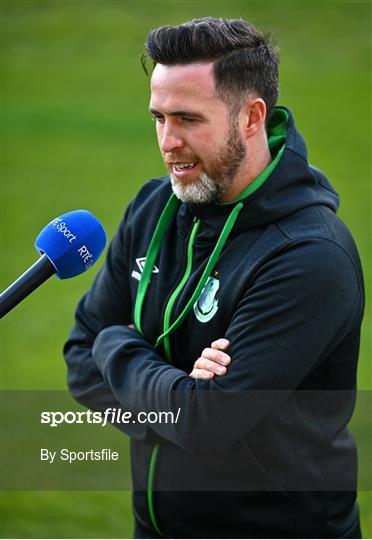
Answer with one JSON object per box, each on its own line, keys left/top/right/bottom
{"left": 51, "top": 217, "right": 95, "bottom": 269}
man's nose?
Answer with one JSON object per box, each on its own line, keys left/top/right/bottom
{"left": 159, "top": 124, "right": 184, "bottom": 153}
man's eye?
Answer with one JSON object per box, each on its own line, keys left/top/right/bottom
{"left": 152, "top": 115, "right": 164, "bottom": 124}
{"left": 182, "top": 117, "right": 196, "bottom": 123}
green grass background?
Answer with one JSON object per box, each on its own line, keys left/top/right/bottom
{"left": 1, "top": 0, "right": 371, "bottom": 537}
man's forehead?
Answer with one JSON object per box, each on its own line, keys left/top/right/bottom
{"left": 150, "top": 62, "right": 218, "bottom": 102}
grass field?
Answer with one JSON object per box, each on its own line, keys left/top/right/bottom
{"left": 1, "top": 1, "right": 371, "bottom": 538}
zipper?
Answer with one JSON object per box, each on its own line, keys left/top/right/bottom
{"left": 143, "top": 202, "right": 243, "bottom": 536}
{"left": 147, "top": 217, "right": 200, "bottom": 535}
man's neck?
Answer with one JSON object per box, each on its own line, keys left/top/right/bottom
{"left": 219, "top": 138, "right": 272, "bottom": 203}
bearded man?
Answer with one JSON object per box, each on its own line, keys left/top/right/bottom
{"left": 64, "top": 17, "right": 364, "bottom": 539}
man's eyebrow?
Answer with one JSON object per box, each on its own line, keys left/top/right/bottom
{"left": 149, "top": 108, "right": 205, "bottom": 119}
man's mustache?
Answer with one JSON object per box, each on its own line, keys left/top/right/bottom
{"left": 163, "top": 154, "right": 198, "bottom": 165}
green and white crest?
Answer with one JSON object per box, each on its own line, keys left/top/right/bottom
{"left": 194, "top": 276, "right": 220, "bottom": 323}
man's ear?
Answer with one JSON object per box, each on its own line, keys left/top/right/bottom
{"left": 243, "top": 98, "right": 267, "bottom": 139}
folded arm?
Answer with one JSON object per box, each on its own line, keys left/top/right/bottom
{"left": 91, "top": 239, "right": 362, "bottom": 452}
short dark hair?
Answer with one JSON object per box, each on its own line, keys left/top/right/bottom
{"left": 142, "top": 17, "right": 279, "bottom": 125}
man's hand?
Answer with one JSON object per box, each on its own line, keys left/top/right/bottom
{"left": 190, "top": 339, "right": 231, "bottom": 380}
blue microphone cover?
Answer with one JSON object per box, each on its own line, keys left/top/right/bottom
{"left": 34, "top": 210, "right": 107, "bottom": 279}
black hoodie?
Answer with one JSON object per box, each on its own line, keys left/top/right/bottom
{"left": 64, "top": 108, "right": 364, "bottom": 538}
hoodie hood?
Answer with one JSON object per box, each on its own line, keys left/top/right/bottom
{"left": 180, "top": 107, "right": 340, "bottom": 236}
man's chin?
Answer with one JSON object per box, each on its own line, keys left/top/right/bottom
{"left": 170, "top": 173, "right": 218, "bottom": 204}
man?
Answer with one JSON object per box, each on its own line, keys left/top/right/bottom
{"left": 64, "top": 17, "right": 364, "bottom": 538}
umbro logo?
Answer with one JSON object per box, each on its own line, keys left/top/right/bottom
{"left": 131, "top": 257, "right": 159, "bottom": 281}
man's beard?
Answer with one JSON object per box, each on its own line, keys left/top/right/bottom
{"left": 167, "top": 119, "right": 246, "bottom": 204}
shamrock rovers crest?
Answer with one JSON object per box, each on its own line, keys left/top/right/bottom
{"left": 194, "top": 276, "right": 220, "bottom": 323}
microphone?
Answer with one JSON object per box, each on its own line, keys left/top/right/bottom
{"left": 0, "top": 210, "right": 107, "bottom": 318}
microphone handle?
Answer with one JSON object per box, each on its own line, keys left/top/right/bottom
{"left": 0, "top": 254, "right": 56, "bottom": 319}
